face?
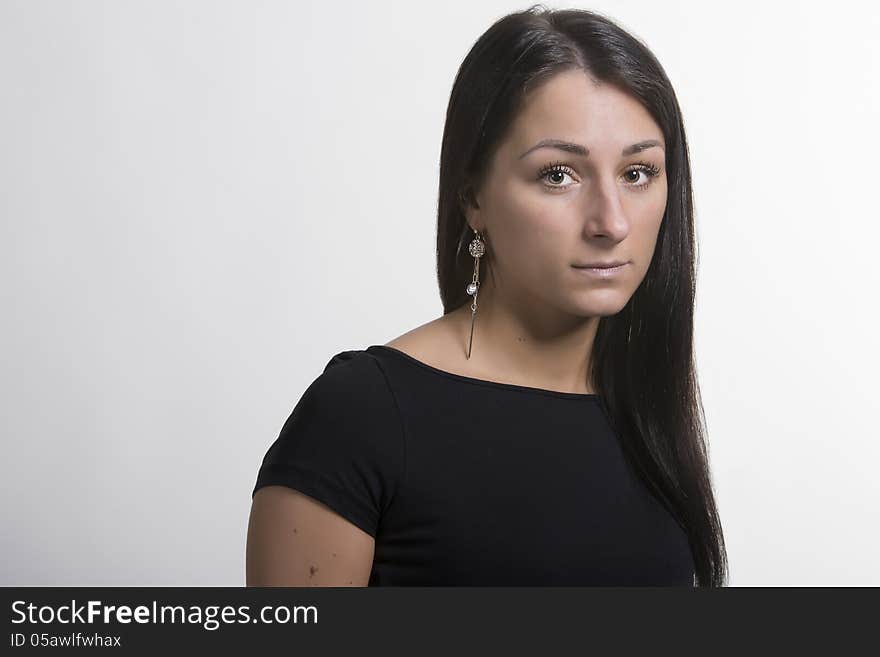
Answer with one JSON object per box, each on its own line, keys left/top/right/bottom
{"left": 465, "top": 68, "right": 668, "bottom": 319}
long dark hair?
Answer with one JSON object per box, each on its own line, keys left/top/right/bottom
{"left": 436, "top": 5, "right": 727, "bottom": 586}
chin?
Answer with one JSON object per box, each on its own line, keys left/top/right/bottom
{"left": 569, "top": 293, "right": 630, "bottom": 317}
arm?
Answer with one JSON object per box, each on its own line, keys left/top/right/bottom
{"left": 246, "top": 485, "right": 376, "bottom": 587}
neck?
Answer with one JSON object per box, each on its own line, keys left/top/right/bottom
{"left": 452, "top": 276, "right": 600, "bottom": 394}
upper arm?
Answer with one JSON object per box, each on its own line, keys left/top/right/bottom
{"left": 246, "top": 485, "right": 376, "bottom": 586}
{"left": 247, "top": 352, "right": 405, "bottom": 586}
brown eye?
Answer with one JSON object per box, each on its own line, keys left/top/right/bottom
{"left": 537, "top": 162, "right": 576, "bottom": 190}
{"left": 624, "top": 163, "right": 662, "bottom": 190}
{"left": 548, "top": 170, "right": 567, "bottom": 185}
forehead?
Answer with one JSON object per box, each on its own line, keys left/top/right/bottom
{"left": 505, "top": 69, "right": 663, "bottom": 155}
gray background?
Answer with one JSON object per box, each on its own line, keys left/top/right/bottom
{"left": 2, "top": 0, "right": 878, "bottom": 585}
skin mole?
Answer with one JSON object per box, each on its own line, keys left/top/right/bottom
{"left": 309, "top": 565, "right": 319, "bottom": 577}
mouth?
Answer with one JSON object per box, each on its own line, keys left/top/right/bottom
{"left": 572, "top": 260, "right": 630, "bottom": 269}
{"left": 571, "top": 261, "right": 630, "bottom": 277}
{"left": 572, "top": 260, "right": 629, "bottom": 269}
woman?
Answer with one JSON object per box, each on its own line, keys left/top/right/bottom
{"left": 247, "top": 5, "right": 728, "bottom": 587}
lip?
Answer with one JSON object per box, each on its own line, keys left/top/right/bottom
{"left": 572, "top": 260, "right": 629, "bottom": 268}
{"left": 571, "top": 262, "right": 629, "bottom": 278}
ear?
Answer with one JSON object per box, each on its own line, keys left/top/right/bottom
{"left": 458, "top": 186, "right": 483, "bottom": 233}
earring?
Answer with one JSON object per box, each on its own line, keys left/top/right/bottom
{"left": 465, "top": 228, "right": 485, "bottom": 360}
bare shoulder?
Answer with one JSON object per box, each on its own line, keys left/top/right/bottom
{"left": 383, "top": 307, "right": 468, "bottom": 371}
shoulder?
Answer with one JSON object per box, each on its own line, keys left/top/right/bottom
{"left": 300, "top": 348, "right": 399, "bottom": 421}
{"left": 254, "top": 347, "right": 407, "bottom": 534}
{"left": 382, "top": 308, "right": 469, "bottom": 370}
{"left": 321, "top": 348, "right": 385, "bottom": 382}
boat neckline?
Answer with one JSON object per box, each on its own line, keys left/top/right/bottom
{"left": 367, "top": 344, "right": 599, "bottom": 401}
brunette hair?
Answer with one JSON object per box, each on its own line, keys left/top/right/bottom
{"left": 436, "top": 4, "right": 728, "bottom": 586}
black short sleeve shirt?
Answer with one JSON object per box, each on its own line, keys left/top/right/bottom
{"left": 253, "top": 345, "right": 696, "bottom": 586}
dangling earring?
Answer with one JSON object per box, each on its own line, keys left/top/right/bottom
{"left": 465, "top": 228, "right": 485, "bottom": 360}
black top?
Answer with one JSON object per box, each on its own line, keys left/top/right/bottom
{"left": 252, "top": 345, "right": 696, "bottom": 586}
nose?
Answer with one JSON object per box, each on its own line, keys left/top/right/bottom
{"left": 582, "top": 176, "right": 630, "bottom": 241}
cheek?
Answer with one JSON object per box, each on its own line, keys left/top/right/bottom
{"left": 652, "top": 183, "right": 668, "bottom": 229}
{"left": 486, "top": 181, "right": 551, "bottom": 251}
{"left": 494, "top": 199, "right": 563, "bottom": 256}
{"left": 493, "top": 177, "right": 574, "bottom": 241}
{"left": 487, "top": 213, "right": 565, "bottom": 288}
{"left": 490, "top": 216, "right": 550, "bottom": 273}
{"left": 631, "top": 206, "right": 666, "bottom": 275}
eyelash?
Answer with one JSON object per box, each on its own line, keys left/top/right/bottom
{"left": 537, "top": 160, "right": 662, "bottom": 191}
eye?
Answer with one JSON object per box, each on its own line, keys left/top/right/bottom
{"left": 537, "top": 161, "right": 576, "bottom": 190}
{"left": 623, "top": 162, "right": 663, "bottom": 190}
{"left": 537, "top": 161, "right": 663, "bottom": 192}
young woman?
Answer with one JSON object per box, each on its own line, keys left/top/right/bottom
{"left": 247, "top": 5, "right": 728, "bottom": 587}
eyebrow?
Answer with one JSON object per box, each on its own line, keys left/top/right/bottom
{"left": 517, "top": 138, "right": 664, "bottom": 159}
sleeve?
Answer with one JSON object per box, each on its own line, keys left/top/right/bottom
{"left": 251, "top": 351, "right": 405, "bottom": 538}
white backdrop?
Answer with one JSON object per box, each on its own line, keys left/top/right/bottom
{"left": 2, "top": 0, "right": 878, "bottom": 586}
